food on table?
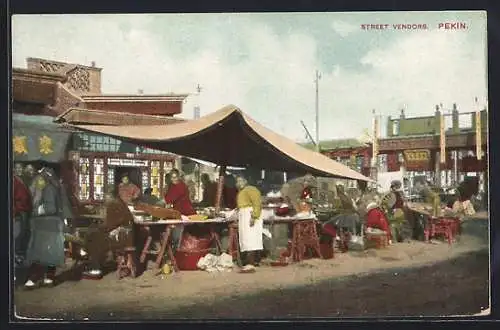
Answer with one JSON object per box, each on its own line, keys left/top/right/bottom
{"left": 188, "top": 214, "right": 209, "bottom": 221}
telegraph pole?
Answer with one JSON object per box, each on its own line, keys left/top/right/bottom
{"left": 194, "top": 84, "right": 203, "bottom": 119}
{"left": 314, "top": 70, "right": 321, "bottom": 152}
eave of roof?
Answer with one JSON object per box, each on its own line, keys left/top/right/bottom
{"left": 27, "top": 57, "right": 103, "bottom": 71}
{"left": 81, "top": 94, "right": 189, "bottom": 103}
{"left": 54, "top": 107, "right": 187, "bottom": 126}
{"left": 12, "top": 67, "right": 67, "bottom": 83}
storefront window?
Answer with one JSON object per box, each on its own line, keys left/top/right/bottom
{"left": 107, "top": 167, "right": 115, "bottom": 192}
{"left": 150, "top": 161, "right": 161, "bottom": 197}
{"left": 377, "top": 154, "right": 387, "bottom": 172}
{"left": 79, "top": 157, "right": 90, "bottom": 200}
{"left": 392, "top": 120, "right": 400, "bottom": 135}
{"left": 93, "top": 158, "right": 105, "bottom": 200}
{"left": 142, "top": 169, "right": 149, "bottom": 192}
{"left": 74, "top": 132, "right": 170, "bottom": 154}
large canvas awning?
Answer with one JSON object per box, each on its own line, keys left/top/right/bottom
{"left": 69, "top": 105, "right": 373, "bottom": 182}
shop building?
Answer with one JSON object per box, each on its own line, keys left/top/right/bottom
{"left": 378, "top": 105, "right": 487, "bottom": 189}
{"left": 13, "top": 57, "right": 189, "bottom": 205}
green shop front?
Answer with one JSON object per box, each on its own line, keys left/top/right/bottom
{"left": 13, "top": 114, "right": 178, "bottom": 205}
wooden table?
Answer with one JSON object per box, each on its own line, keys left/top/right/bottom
{"left": 406, "top": 203, "right": 461, "bottom": 244}
{"left": 135, "top": 218, "right": 233, "bottom": 272}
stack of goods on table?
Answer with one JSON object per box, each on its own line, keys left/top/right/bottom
{"left": 262, "top": 195, "right": 291, "bottom": 217}
{"left": 133, "top": 202, "right": 182, "bottom": 220}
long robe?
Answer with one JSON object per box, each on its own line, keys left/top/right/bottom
{"left": 14, "top": 175, "right": 32, "bottom": 257}
{"left": 223, "top": 186, "right": 238, "bottom": 209}
{"left": 201, "top": 181, "right": 218, "bottom": 207}
{"left": 26, "top": 184, "right": 66, "bottom": 267}
{"left": 237, "top": 185, "right": 263, "bottom": 252}
{"left": 14, "top": 175, "right": 31, "bottom": 216}
{"left": 85, "top": 198, "right": 135, "bottom": 269}
{"left": 164, "top": 181, "right": 196, "bottom": 216}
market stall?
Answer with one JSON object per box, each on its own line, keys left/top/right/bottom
{"left": 68, "top": 105, "right": 373, "bottom": 271}
{"left": 406, "top": 202, "right": 461, "bottom": 245}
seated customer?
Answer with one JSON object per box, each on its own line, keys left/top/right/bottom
{"left": 365, "top": 202, "right": 392, "bottom": 244}
{"left": 83, "top": 191, "right": 135, "bottom": 279}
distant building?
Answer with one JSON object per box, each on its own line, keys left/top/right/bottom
{"left": 300, "top": 138, "right": 371, "bottom": 177}
{"left": 300, "top": 104, "right": 488, "bottom": 190}
{"left": 379, "top": 105, "right": 487, "bottom": 188}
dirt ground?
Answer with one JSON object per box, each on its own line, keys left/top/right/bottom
{"left": 13, "top": 233, "right": 489, "bottom": 320}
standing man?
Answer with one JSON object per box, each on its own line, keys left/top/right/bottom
{"left": 200, "top": 173, "right": 218, "bottom": 207}
{"left": 13, "top": 170, "right": 32, "bottom": 267}
{"left": 164, "top": 169, "right": 196, "bottom": 216}
{"left": 118, "top": 174, "right": 141, "bottom": 205}
{"left": 23, "top": 164, "right": 36, "bottom": 187}
{"left": 236, "top": 175, "right": 263, "bottom": 273}
{"left": 24, "top": 167, "right": 72, "bottom": 289}
{"left": 164, "top": 169, "right": 196, "bottom": 253}
{"left": 14, "top": 162, "right": 24, "bottom": 178}
{"left": 382, "top": 180, "right": 411, "bottom": 242}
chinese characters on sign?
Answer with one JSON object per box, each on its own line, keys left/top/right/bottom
{"left": 39, "top": 135, "right": 53, "bottom": 155}
{"left": 13, "top": 136, "right": 28, "bottom": 155}
{"left": 404, "top": 149, "right": 430, "bottom": 162}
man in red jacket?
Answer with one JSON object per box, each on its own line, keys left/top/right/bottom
{"left": 164, "top": 169, "right": 196, "bottom": 216}
{"left": 164, "top": 169, "right": 196, "bottom": 253}
{"left": 13, "top": 174, "right": 32, "bottom": 263}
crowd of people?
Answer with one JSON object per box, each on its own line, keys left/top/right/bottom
{"left": 13, "top": 162, "right": 266, "bottom": 285}
{"left": 13, "top": 162, "right": 73, "bottom": 288}
{"left": 295, "top": 175, "right": 483, "bottom": 251}
{"left": 14, "top": 160, "right": 486, "bottom": 286}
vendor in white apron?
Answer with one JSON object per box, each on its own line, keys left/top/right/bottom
{"left": 235, "top": 175, "right": 263, "bottom": 273}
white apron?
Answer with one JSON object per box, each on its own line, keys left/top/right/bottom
{"left": 238, "top": 207, "right": 263, "bottom": 252}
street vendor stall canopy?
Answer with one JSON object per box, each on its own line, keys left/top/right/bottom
{"left": 69, "top": 105, "right": 373, "bottom": 181}
{"left": 12, "top": 113, "right": 74, "bottom": 162}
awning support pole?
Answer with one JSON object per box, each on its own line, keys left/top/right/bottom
{"left": 215, "top": 165, "right": 227, "bottom": 214}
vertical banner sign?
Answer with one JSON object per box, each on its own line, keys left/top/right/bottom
{"left": 440, "top": 114, "right": 446, "bottom": 163}
{"left": 476, "top": 110, "right": 482, "bottom": 160}
{"left": 371, "top": 112, "right": 379, "bottom": 167}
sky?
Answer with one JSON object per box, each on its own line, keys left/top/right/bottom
{"left": 11, "top": 11, "right": 487, "bottom": 143}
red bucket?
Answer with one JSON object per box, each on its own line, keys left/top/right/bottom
{"left": 320, "top": 242, "right": 334, "bottom": 259}
{"left": 174, "top": 248, "right": 210, "bottom": 271}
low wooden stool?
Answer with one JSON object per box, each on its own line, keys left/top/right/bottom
{"left": 116, "top": 247, "right": 137, "bottom": 279}
{"left": 365, "top": 232, "right": 388, "bottom": 249}
{"left": 291, "top": 220, "right": 322, "bottom": 262}
{"left": 227, "top": 223, "right": 242, "bottom": 266}
{"left": 434, "top": 218, "right": 455, "bottom": 245}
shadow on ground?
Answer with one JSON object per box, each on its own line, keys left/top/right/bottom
{"left": 18, "top": 249, "right": 489, "bottom": 320}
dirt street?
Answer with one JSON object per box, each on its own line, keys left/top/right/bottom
{"left": 13, "top": 234, "right": 489, "bottom": 320}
